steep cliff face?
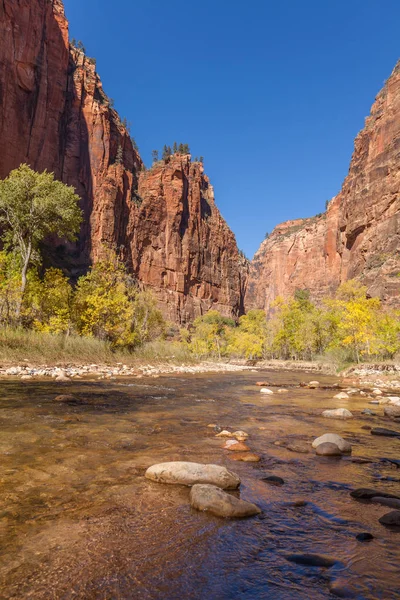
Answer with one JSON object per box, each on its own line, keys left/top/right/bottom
{"left": 132, "top": 156, "right": 247, "bottom": 322}
{"left": 247, "top": 62, "right": 400, "bottom": 311}
{"left": 0, "top": 0, "right": 244, "bottom": 321}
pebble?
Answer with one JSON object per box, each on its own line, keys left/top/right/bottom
{"left": 356, "top": 532, "right": 374, "bottom": 542}
{"left": 287, "top": 443, "right": 310, "bottom": 454}
{"left": 223, "top": 440, "right": 251, "bottom": 452}
{"left": 260, "top": 388, "right": 274, "bottom": 395}
{"left": 215, "top": 430, "right": 233, "bottom": 437}
{"left": 322, "top": 408, "right": 353, "bottom": 419}
{"left": 334, "top": 392, "right": 349, "bottom": 400}
{"left": 308, "top": 381, "right": 320, "bottom": 389}
{"left": 256, "top": 381, "right": 270, "bottom": 386}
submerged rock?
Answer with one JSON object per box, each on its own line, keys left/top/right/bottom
{"left": 53, "top": 394, "right": 83, "bottom": 404}
{"left": 145, "top": 462, "right": 240, "bottom": 489}
{"left": 189, "top": 484, "right": 261, "bottom": 518}
{"left": 356, "top": 532, "right": 374, "bottom": 542}
{"left": 229, "top": 453, "right": 261, "bottom": 462}
{"left": 256, "top": 381, "right": 270, "bottom": 386}
{"left": 379, "top": 510, "right": 400, "bottom": 527}
{"left": 370, "top": 497, "right": 400, "bottom": 509}
{"left": 334, "top": 392, "right": 349, "bottom": 400}
{"left": 350, "top": 488, "right": 400, "bottom": 500}
{"left": 371, "top": 427, "right": 400, "bottom": 437}
{"left": 312, "top": 433, "right": 352, "bottom": 453}
{"left": 315, "top": 442, "right": 342, "bottom": 456}
{"left": 322, "top": 409, "right": 353, "bottom": 419}
{"left": 285, "top": 553, "right": 339, "bottom": 568}
{"left": 263, "top": 475, "right": 284, "bottom": 486}
{"left": 286, "top": 443, "right": 310, "bottom": 454}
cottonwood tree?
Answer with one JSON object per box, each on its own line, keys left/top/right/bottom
{"left": 0, "top": 164, "right": 82, "bottom": 318}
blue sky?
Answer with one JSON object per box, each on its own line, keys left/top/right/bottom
{"left": 64, "top": 0, "right": 399, "bottom": 258}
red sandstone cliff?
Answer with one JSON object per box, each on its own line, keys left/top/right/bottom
{"left": 247, "top": 62, "right": 400, "bottom": 311}
{"left": 0, "top": 0, "right": 245, "bottom": 321}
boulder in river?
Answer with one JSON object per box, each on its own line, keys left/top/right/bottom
{"left": 350, "top": 488, "right": 400, "bottom": 500}
{"left": 371, "top": 427, "right": 400, "bottom": 437}
{"left": 384, "top": 406, "right": 400, "bottom": 419}
{"left": 312, "top": 433, "right": 352, "bottom": 453}
{"left": 145, "top": 462, "right": 240, "bottom": 489}
{"left": 378, "top": 510, "right": 400, "bottom": 527}
{"left": 189, "top": 484, "right": 261, "bottom": 518}
{"left": 315, "top": 442, "right": 342, "bottom": 456}
{"left": 260, "top": 388, "right": 274, "bottom": 395}
{"left": 285, "top": 553, "right": 339, "bottom": 568}
{"left": 322, "top": 408, "right": 353, "bottom": 419}
{"left": 333, "top": 392, "right": 349, "bottom": 400}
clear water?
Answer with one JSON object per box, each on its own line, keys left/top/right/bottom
{"left": 0, "top": 371, "right": 399, "bottom": 599}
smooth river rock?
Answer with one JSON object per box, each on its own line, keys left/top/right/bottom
{"left": 189, "top": 484, "right": 261, "bottom": 518}
{"left": 260, "top": 388, "right": 274, "bottom": 395}
{"left": 322, "top": 409, "right": 353, "bottom": 420}
{"left": 350, "top": 488, "right": 400, "bottom": 500}
{"left": 263, "top": 475, "right": 284, "bottom": 486}
{"left": 334, "top": 392, "right": 350, "bottom": 400}
{"left": 315, "top": 442, "right": 342, "bottom": 456}
{"left": 370, "top": 497, "right": 400, "bottom": 509}
{"left": 145, "top": 462, "right": 240, "bottom": 489}
{"left": 378, "top": 510, "right": 400, "bottom": 527}
{"left": 312, "top": 433, "right": 352, "bottom": 453}
{"left": 371, "top": 427, "right": 400, "bottom": 437}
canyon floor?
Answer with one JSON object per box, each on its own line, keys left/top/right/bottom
{"left": 1, "top": 370, "right": 399, "bottom": 599}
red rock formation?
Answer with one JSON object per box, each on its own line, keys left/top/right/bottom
{"left": 132, "top": 155, "right": 246, "bottom": 322}
{"left": 0, "top": 0, "right": 245, "bottom": 321}
{"left": 247, "top": 62, "right": 400, "bottom": 311}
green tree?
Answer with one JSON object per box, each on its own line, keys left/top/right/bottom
{"left": 152, "top": 149, "right": 159, "bottom": 163}
{"left": 0, "top": 165, "right": 82, "bottom": 318}
{"left": 173, "top": 142, "right": 178, "bottom": 154}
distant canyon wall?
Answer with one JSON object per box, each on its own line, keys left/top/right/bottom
{"left": 247, "top": 62, "right": 400, "bottom": 311}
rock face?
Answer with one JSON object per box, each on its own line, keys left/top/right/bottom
{"left": 134, "top": 156, "right": 247, "bottom": 322}
{"left": 247, "top": 61, "right": 400, "bottom": 311}
{"left": 0, "top": 0, "right": 246, "bottom": 323}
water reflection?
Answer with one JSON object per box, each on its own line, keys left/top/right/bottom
{"left": 0, "top": 371, "right": 399, "bottom": 599}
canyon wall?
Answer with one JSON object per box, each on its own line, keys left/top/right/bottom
{"left": 247, "top": 62, "right": 400, "bottom": 311}
{"left": 0, "top": 0, "right": 245, "bottom": 322}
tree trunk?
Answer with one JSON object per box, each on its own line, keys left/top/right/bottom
{"left": 16, "top": 246, "right": 31, "bottom": 321}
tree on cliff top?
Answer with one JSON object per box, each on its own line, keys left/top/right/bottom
{"left": 0, "top": 164, "right": 82, "bottom": 319}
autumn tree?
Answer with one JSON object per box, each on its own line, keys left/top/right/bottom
{"left": 0, "top": 165, "right": 82, "bottom": 319}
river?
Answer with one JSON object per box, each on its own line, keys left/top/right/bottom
{"left": 0, "top": 370, "right": 399, "bottom": 599}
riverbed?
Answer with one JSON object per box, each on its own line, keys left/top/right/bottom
{"left": 1, "top": 371, "right": 399, "bottom": 599}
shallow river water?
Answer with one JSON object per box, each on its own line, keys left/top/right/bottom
{"left": 0, "top": 370, "right": 399, "bottom": 599}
